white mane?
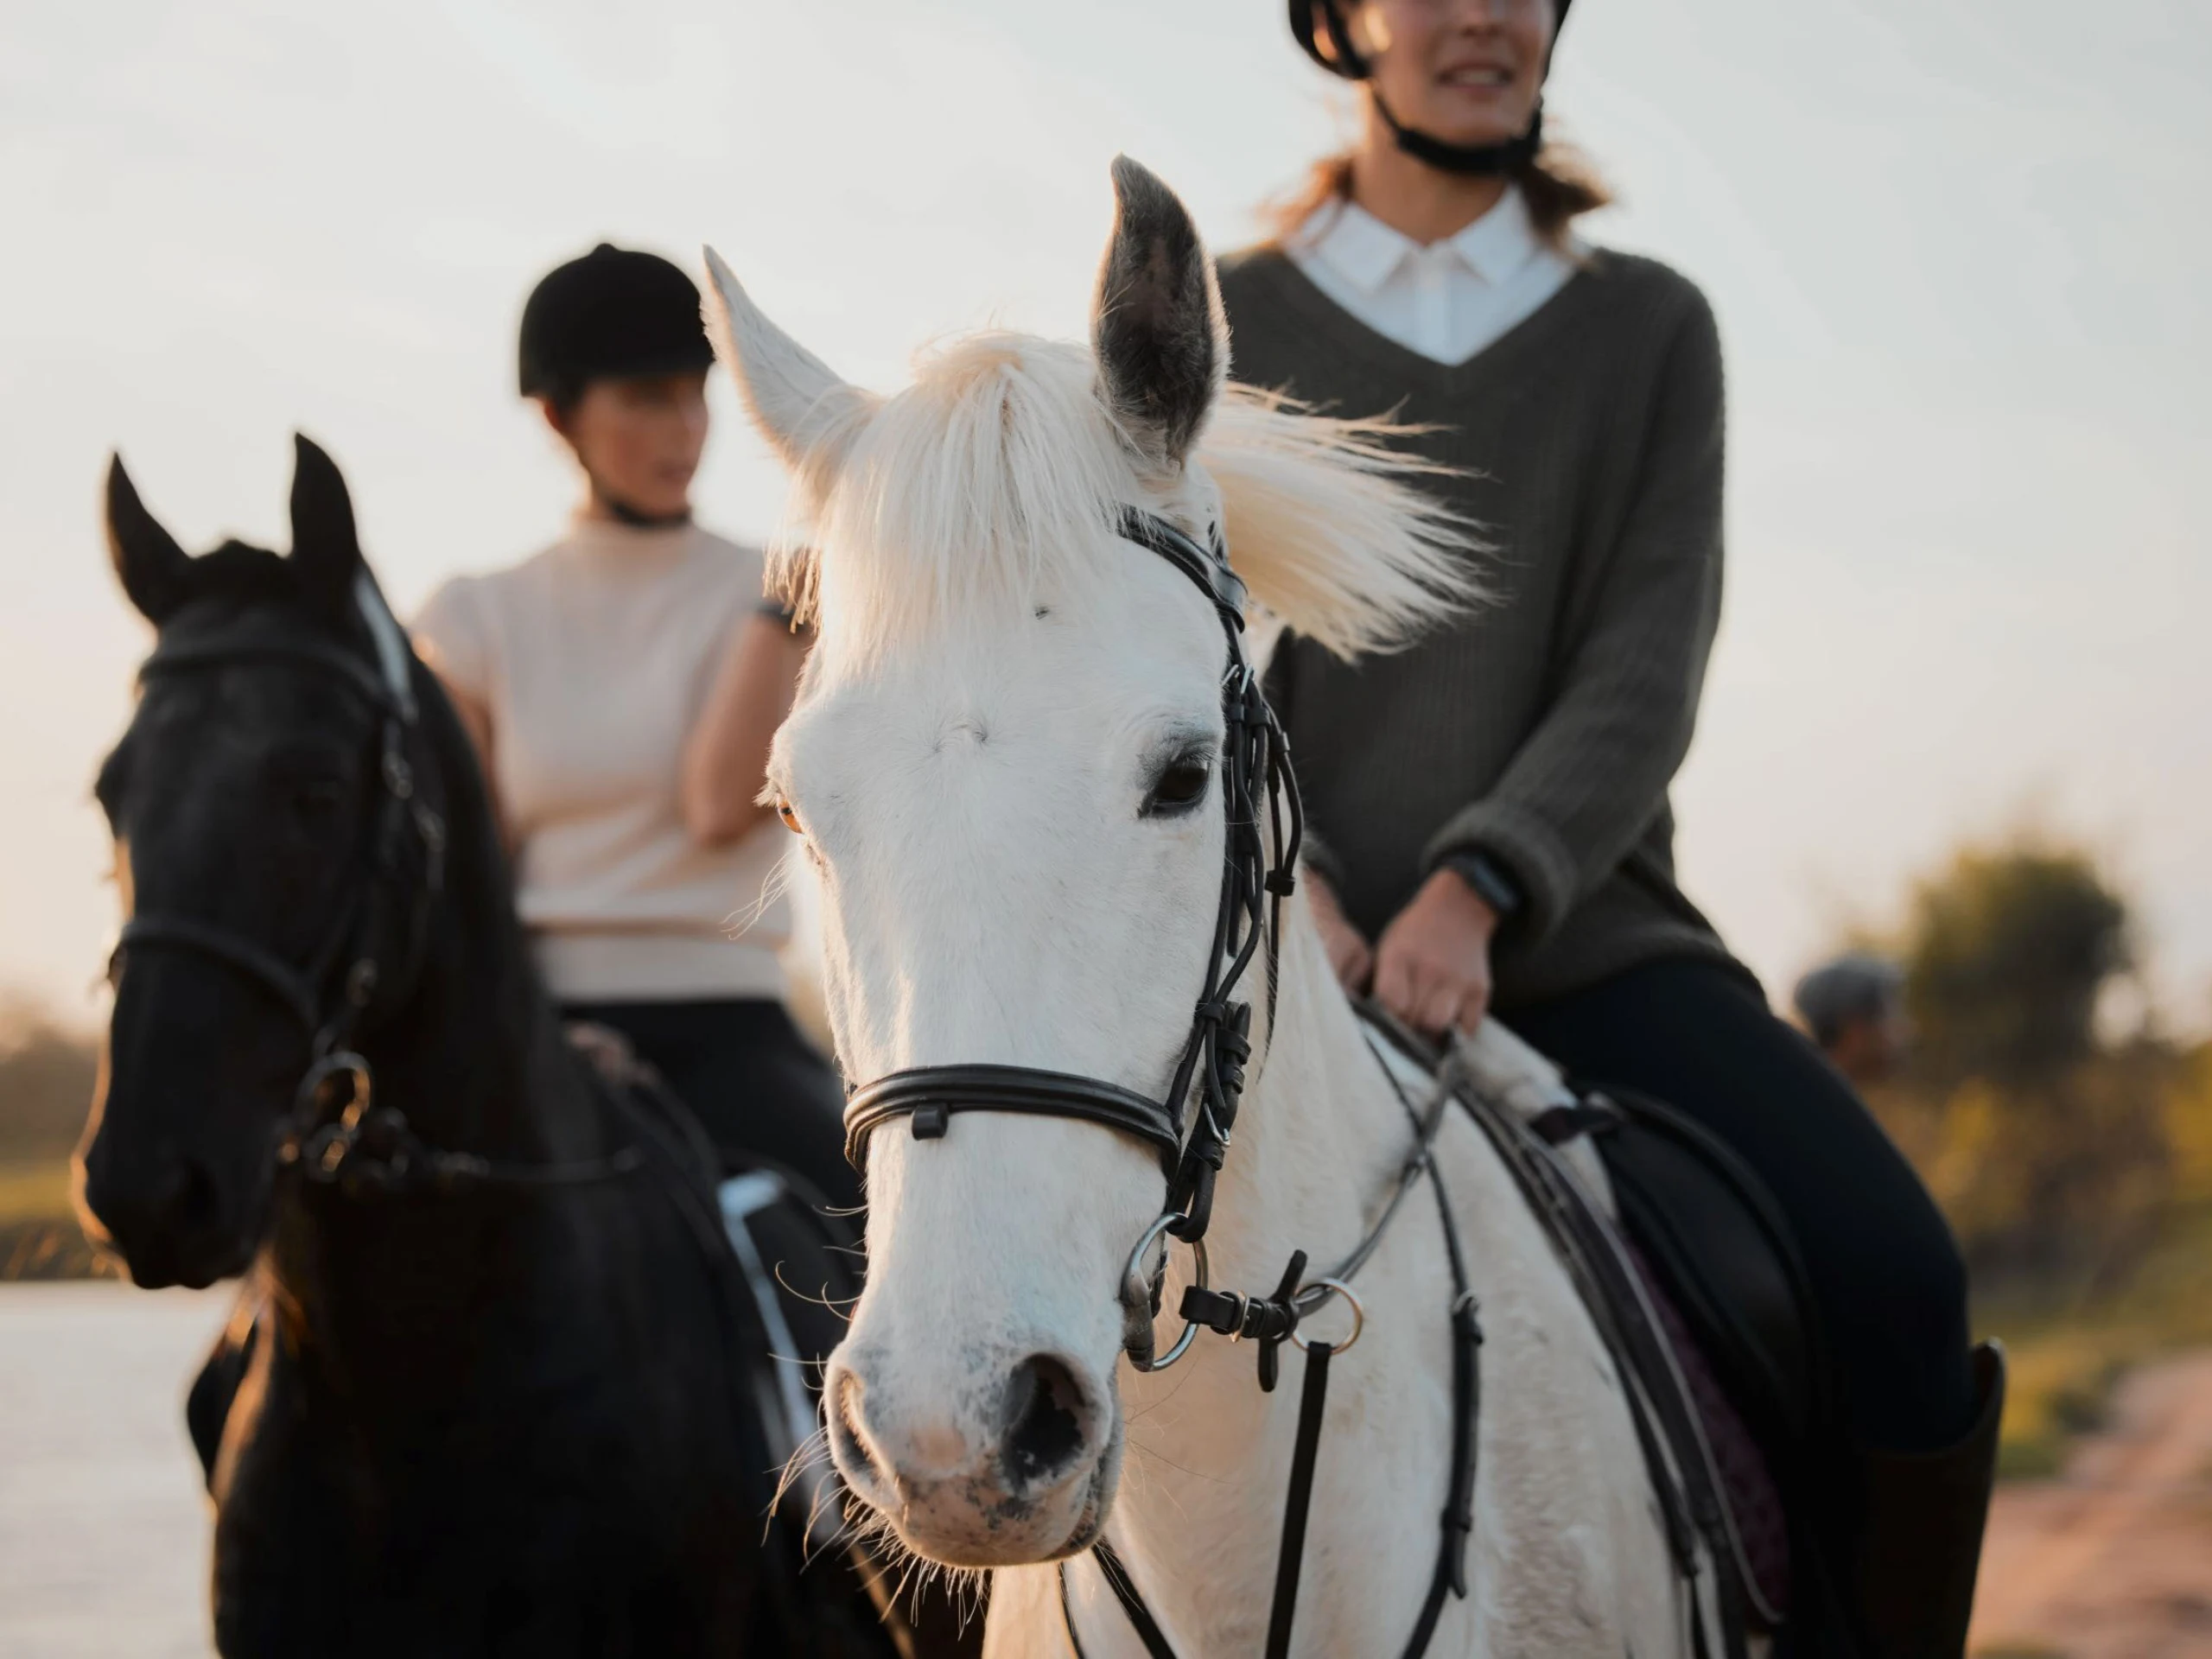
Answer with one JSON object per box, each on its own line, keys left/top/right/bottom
{"left": 768, "top": 331, "right": 1479, "bottom": 662}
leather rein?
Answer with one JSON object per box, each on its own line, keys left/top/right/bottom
{"left": 839, "top": 511, "right": 1484, "bottom": 1658}
{"left": 111, "top": 575, "right": 642, "bottom": 1198}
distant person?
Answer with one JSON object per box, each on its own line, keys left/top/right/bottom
{"left": 412, "top": 243, "right": 853, "bottom": 1214}
{"left": 1217, "top": 2, "right": 2001, "bottom": 1650}
{"left": 1796, "top": 953, "right": 1910, "bottom": 1086}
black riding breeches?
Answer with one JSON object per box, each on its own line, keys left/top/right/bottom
{"left": 1506, "top": 957, "right": 1976, "bottom": 1454}
{"left": 557, "top": 997, "right": 860, "bottom": 1217}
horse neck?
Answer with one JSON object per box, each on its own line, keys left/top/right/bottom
{"left": 267, "top": 704, "right": 602, "bottom": 1386}
{"left": 1109, "top": 901, "right": 1446, "bottom": 1611}
{"left": 359, "top": 697, "right": 593, "bottom": 1167}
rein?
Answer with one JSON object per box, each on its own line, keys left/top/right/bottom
{"left": 837, "top": 511, "right": 1482, "bottom": 1657}
{"left": 111, "top": 575, "right": 642, "bottom": 1201}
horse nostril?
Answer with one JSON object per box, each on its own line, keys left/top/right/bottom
{"left": 160, "top": 1159, "right": 223, "bottom": 1236}
{"left": 830, "top": 1367, "right": 890, "bottom": 1491}
{"left": 1001, "top": 1354, "right": 1090, "bottom": 1487}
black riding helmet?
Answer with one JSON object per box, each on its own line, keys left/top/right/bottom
{"left": 517, "top": 243, "right": 715, "bottom": 405}
{"left": 1288, "top": 0, "right": 1572, "bottom": 176}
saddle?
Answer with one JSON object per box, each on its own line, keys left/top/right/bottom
{"left": 1562, "top": 1085, "right": 1830, "bottom": 1630}
{"left": 1365, "top": 1010, "right": 1833, "bottom": 1648}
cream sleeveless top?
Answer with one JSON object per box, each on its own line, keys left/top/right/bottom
{"left": 413, "top": 517, "right": 789, "bottom": 1002}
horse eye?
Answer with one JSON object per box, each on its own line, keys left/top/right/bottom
{"left": 1141, "top": 754, "right": 1213, "bottom": 818}
{"left": 774, "top": 797, "right": 805, "bottom": 836}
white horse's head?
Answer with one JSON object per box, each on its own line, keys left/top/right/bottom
{"left": 706, "top": 158, "right": 1468, "bottom": 1567}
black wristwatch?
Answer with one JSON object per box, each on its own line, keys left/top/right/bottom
{"left": 1442, "top": 849, "right": 1524, "bottom": 926}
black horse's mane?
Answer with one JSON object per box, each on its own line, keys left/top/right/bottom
{"left": 170, "top": 537, "right": 314, "bottom": 604}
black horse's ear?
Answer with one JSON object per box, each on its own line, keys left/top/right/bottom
{"left": 1091, "top": 155, "right": 1228, "bottom": 474}
{"left": 288, "top": 433, "right": 361, "bottom": 618}
{"left": 105, "top": 454, "right": 193, "bottom": 624}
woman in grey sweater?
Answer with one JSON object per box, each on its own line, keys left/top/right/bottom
{"left": 1224, "top": 4, "right": 1999, "bottom": 1653}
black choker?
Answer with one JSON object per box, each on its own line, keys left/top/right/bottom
{"left": 601, "top": 496, "right": 692, "bottom": 531}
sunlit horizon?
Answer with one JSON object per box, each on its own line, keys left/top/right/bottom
{"left": 3, "top": 0, "right": 2209, "bottom": 1034}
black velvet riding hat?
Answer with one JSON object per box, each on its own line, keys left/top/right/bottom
{"left": 517, "top": 243, "right": 714, "bottom": 401}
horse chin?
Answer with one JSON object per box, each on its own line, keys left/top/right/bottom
{"left": 99, "top": 1227, "right": 253, "bottom": 1292}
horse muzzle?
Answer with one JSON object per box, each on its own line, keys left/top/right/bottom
{"left": 824, "top": 1342, "right": 1118, "bottom": 1567}
{"left": 75, "top": 1135, "right": 260, "bottom": 1289}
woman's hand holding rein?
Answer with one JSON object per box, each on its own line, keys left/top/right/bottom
{"left": 1311, "top": 867, "right": 1499, "bottom": 1037}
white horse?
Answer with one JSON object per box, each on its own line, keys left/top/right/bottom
{"left": 703, "top": 158, "right": 1700, "bottom": 1657}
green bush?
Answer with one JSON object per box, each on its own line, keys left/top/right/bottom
{"left": 1861, "top": 833, "right": 2175, "bottom": 1288}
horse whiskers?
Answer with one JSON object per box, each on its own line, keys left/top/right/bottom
{"left": 848, "top": 1510, "right": 990, "bottom": 1632}
{"left": 772, "top": 1259, "right": 861, "bottom": 1316}
{"left": 770, "top": 1422, "right": 836, "bottom": 1525}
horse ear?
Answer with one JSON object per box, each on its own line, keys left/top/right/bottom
{"left": 287, "top": 433, "right": 361, "bottom": 618}
{"left": 700, "top": 246, "right": 876, "bottom": 505}
{"left": 105, "top": 454, "right": 193, "bottom": 624}
{"left": 1092, "top": 156, "right": 1228, "bottom": 474}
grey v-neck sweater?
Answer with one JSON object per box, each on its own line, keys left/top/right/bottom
{"left": 1217, "top": 245, "right": 1748, "bottom": 1008}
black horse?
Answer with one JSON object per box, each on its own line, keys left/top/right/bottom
{"left": 77, "top": 435, "right": 956, "bottom": 1657}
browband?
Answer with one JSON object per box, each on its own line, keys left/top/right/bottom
{"left": 1116, "top": 508, "right": 1247, "bottom": 632}
{"left": 141, "top": 634, "right": 404, "bottom": 716}
{"left": 140, "top": 570, "right": 417, "bottom": 719}
{"left": 843, "top": 1065, "right": 1182, "bottom": 1174}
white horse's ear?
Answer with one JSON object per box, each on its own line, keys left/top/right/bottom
{"left": 1091, "top": 156, "right": 1228, "bottom": 474}
{"left": 701, "top": 246, "right": 876, "bottom": 500}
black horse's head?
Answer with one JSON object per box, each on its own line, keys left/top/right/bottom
{"left": 79, "top": 436, "right": 441, "bottom": 1288}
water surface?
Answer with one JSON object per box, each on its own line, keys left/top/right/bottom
{"left": 0, "top": 1282, "right": 226, "bottom": 1658}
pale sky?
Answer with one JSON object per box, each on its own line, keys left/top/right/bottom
{"left": 3, "top": 0, "right": 2208, "bottom": 1031}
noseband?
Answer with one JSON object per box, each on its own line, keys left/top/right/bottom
{"left": 839, "top": 507, "right": 1302, "bottom": 1369}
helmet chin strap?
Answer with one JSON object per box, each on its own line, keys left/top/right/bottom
{"left": 1373, "top": 93, "right": 1545, "bottom": 177}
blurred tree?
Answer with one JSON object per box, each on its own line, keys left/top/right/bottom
{"left": 1867, "top": 833, "right": 2171, "bottom": 1285}
{"left": 0, "top": 998, "right": 99, "bottom": 1161}
{"left": 1904, "top": 841, "right": 2130, "bottom": 1089}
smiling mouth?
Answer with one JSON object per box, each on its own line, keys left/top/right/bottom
{"left": 1440, "top": 65, "right": 1516, "bottom": 88}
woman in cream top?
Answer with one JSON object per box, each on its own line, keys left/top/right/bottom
{"left": 414, "top": 242, "right": 850, "bottom": 1211}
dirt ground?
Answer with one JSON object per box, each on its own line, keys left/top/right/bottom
{"left": 1972, "top": 1349, "right": 2212, "bottom": 1658}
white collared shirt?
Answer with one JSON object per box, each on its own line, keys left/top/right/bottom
{"left": 1285, "top": 188, "right": 1577, "bottom": 367}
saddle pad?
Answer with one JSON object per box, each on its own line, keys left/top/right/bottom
{"left": 1627, "top": 1238, "right": 1791, "bottom": 1623}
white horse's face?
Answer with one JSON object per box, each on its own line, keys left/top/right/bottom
{"left": 707, "top": 157, "right": 1466, "bottom": 1568}
{"left": 775, "top": 555, "right": 1227, "bottom": 1563}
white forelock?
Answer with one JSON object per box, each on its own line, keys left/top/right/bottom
{"left": 763, "top": 329, "right": 1478, "bottom": 667}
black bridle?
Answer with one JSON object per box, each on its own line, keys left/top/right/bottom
{"left": 837, "top": 511, "right": 1484, "bottom": 1659}
{"left": 111, "top": 575, "right": 639, "bottom": 1197}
